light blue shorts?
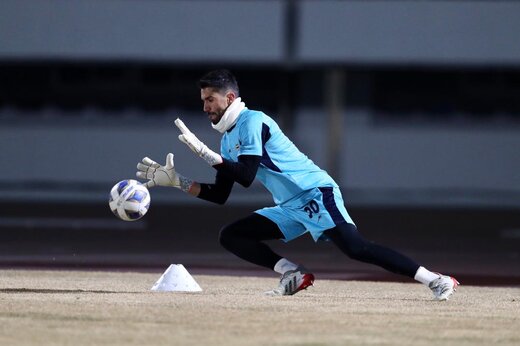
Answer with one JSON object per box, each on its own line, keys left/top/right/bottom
{"left": 255, "top": 186, "right": 355, "bottom": 242}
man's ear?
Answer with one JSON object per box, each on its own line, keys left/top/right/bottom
{"left": 226, "top": 92, "right": 237, "bottom": 106}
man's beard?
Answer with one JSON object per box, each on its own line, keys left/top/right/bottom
{"left": 209, "top": 108, "right": 226, "bottom": 125}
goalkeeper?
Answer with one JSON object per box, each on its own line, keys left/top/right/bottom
{"left": 136, "top": 69, "right": 458, "bottom": 300}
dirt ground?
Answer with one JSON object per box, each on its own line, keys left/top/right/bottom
{"left": 0, "top": 269, "right": 518, "bottom": 346}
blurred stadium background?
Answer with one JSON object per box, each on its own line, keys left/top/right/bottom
{"left": 0, "top": 0, "right": 519, "bottom": 284}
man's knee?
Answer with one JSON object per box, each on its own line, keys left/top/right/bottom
{"left": 218, "top": 223, "right": 235, "bottom": 248}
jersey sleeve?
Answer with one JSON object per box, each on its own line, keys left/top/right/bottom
{"left": 238, "top": 114, "right": 263, "bottom": 156}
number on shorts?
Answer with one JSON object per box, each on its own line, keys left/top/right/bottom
{"left": 303, "top": 200, "right": 320, "bottom": 218}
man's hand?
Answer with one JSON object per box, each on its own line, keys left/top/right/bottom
{"left": 136, "top": 153, "right": 193, "bottom": 192}
{"left": 175, "top": 118, "right": 223, "bottom": 166}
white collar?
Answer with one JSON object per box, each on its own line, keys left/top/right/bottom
{"left": 212, "top": 97, "right": 246, "bottom": 133}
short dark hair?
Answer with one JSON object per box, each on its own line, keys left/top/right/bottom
{"left": 198, "top": 69, "right": 239, "bottom": 96}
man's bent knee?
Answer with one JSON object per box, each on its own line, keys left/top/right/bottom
{"left": 218, "top": 224, "right": 235, "bottom": 248}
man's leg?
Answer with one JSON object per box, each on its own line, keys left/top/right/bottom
{"left": 324, "top": 222, "right": 419, "bottom": 277}
{"left": 324, "top": 223, "right": 459, "bottom": 300}
{"left": 218, "top": 213, "right": 285, "bottom": 270}
{"left": 219, "top": 213, "right": 314, "bottom": 295}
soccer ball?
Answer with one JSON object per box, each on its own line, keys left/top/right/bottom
{"left": 109, "top": 179, "right": 151, "bottom": 221}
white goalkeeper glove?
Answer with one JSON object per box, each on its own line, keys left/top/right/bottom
{"left": 175, "top": 118, "right": 223, "bottom": 166}
{"left": 136, "top": 153, "right": 193, "bottom": 192}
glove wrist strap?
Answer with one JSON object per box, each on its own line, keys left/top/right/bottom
{"left": 200, "top": 147, "right": 223, "bottom": 166}
{"left": 177, "top": 175, "right": 194, "bottom": 193}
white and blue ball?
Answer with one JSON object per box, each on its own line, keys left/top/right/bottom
{"left": 109, "top": 179, "right": 150, "bottom": 221}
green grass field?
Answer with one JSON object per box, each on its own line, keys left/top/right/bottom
{"left": 0, "top": 269, "right": 518, "bottom": 345}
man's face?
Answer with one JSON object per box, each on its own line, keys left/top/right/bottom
{"left": 201, "top": 87, "right": 234, "bottom": 125}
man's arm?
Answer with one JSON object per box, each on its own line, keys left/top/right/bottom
{"left": 214, "top": 155, "right": 261, "bottom": 187}
{"left": 177, "top": 154, "right": 260, "bottom": 194}
{"left": 174, "top": 118, "right": 262, "bottom": 187}
{"left": 195, "top": 170, "right": 234, "bottom": 205}
{"left": 192, "top": 155, "right": 260, "bottom": 203}
{"left": 136, "top": 152, "right": 236, "bottom": 205}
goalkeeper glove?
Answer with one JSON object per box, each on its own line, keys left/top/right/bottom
{"left": 175, "top": 118, "right": 223, "bottom": 166}
{"left": 136, "top": 153, "right": 193, "bottom": 192}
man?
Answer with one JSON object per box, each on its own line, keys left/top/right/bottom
{"left": 136, "top": 69, "right": 459, "bottom": 300}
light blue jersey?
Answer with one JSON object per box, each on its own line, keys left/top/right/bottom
{"left": 220, "top": 109, "right": 354, "bottom": 242}
{"left": 221, "top": 109, "right": 336, "bottom": 205}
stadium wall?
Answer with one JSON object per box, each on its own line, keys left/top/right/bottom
{"left": 1, "top": 109, "right": 519, "bottom": 208}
